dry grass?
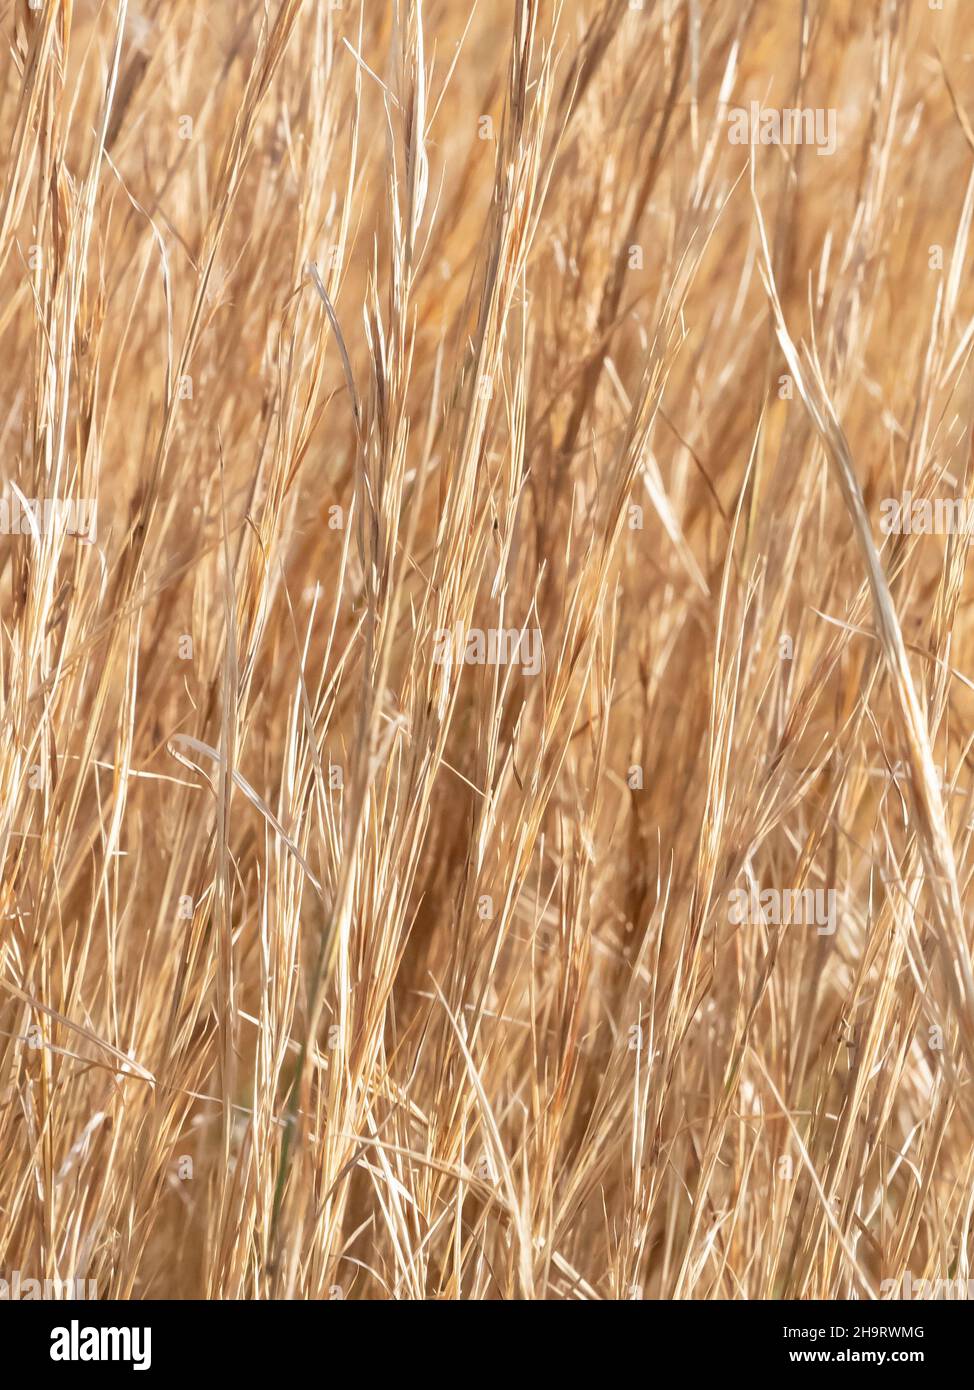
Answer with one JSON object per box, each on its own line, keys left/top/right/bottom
{"left": 2, "top": 0, "right": 974, "bottom": 1300}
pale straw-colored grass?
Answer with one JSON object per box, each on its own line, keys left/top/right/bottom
{"left": 2, "top": 0, "right": 974, "bottom": 1300}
